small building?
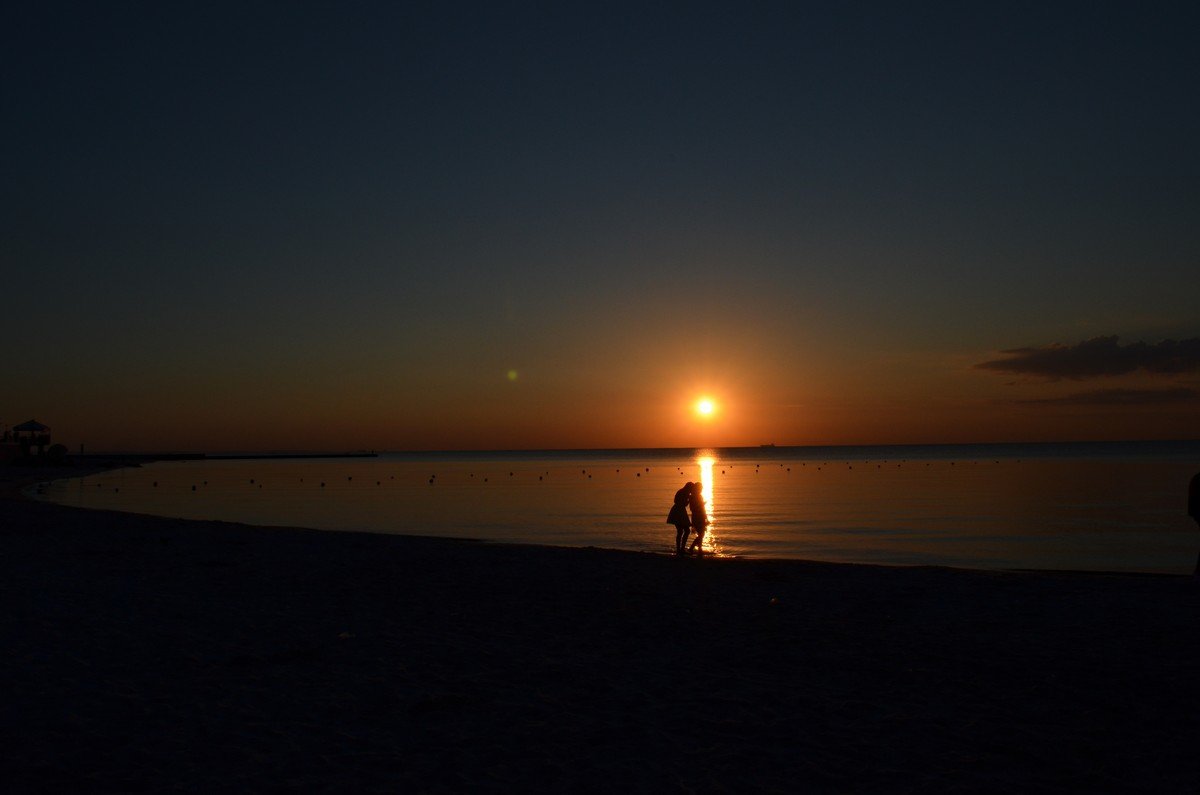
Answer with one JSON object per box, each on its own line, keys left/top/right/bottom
{"left": 12, "top": 419, "right": 52, "bottom": 456}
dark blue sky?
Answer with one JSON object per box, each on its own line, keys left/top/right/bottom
{"left": 4, "top": 2, "right": 1198, "bottom": 449}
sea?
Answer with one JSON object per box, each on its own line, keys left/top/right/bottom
{"left": 34, "top": 441, "right": 1200, "bottom": 574}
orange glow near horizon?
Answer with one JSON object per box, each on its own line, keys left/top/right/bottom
{"left": 13, "top": 344, "right": 1200, "bottom": 452}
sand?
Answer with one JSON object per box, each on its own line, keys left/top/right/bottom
{"left": 4, "top": 466, "right": 1200, "bottom": 791}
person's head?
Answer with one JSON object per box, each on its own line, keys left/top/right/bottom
{"left": 691, "top": 482, "right": 704, "bottom": 495}
{"left": 683, "top": 481, "right": 693, "bottom": 490}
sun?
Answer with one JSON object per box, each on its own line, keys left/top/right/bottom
{"left": 695, "top": 397, "right": 716, "bottom": 418}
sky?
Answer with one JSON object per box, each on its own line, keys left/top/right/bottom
{"left": 3, "top": 1, "right": 1198, "bottom": 452}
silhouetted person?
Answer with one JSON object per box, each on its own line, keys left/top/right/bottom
{"left": 687, "top": 482, "right": 708, "bottom": 555}
{"left": 667, "top": 482, "right": 694, "bottom": 554}
{"left": 1190, "top": 471, "right": 1200, "bottom": 576}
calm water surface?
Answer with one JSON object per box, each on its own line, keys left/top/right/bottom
{"left": 36, "top": 443, "right": 1200, "bottom": 573}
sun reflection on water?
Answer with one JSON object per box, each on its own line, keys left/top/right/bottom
{"left": 696, "top": 454, "right": 723, "bottom": 556}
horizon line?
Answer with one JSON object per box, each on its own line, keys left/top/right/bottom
{"left": 73, "top": 438, "right": 1200, "bottom": 458}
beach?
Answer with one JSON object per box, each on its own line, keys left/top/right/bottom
{"left": 4, "top": 467, "right": 1200, "bottom": 791}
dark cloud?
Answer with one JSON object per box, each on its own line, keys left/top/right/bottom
{"left": 1013, "top": 387, "right": 1200, "bottom": 406}
{"left": 976, "top": 336, "right": 1200, "bottom": 379}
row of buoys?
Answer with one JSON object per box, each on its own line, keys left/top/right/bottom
{"left": 96, "top": 458, "right": 1026, "bottom": 496}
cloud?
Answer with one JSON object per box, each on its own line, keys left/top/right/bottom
{"left": 1012, "top": 387, "right": 1200, "bottom": 406}
{"left": 976, "top": 336, "right": 1200, "bottom": 379}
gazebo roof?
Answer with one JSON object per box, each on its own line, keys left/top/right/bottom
{"left": 13, "top": 419, "right": 50, "bottom": 432}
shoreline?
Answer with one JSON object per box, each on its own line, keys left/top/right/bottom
{"left": 5, "top": 467, "right": 1200, "bottom": 789}
{"left": 21, "top": 461, "right": 1200, "bottom": 578}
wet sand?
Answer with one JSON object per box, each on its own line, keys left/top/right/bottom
{"left": 4, "top": 467, "right": 1199, "bottom": 790}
